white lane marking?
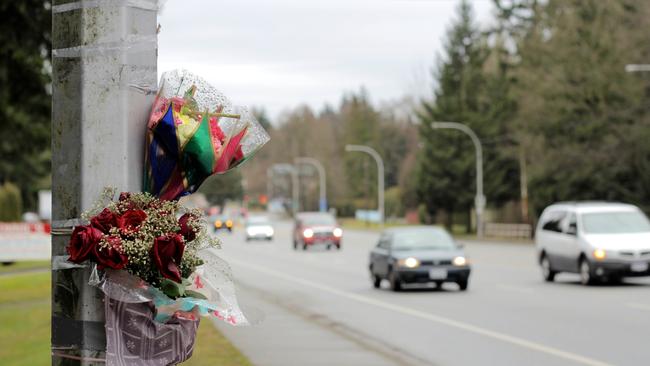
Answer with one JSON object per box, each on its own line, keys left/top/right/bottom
{"left": 228, "top": 258, "right": 612, "bottom": 366}
{"left": 626, "top": 302, "right": 650, "bottom": 312}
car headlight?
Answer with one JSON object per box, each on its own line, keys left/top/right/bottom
{"left": 453, "top": 256, "right": 467, "bottom": 266}
{"left": 215, "top": 220, "right": 222, "bottom": 227}
{"left": 226, "top": 220, "right": 233, "bottom": 227}
{"left": 266, "top": 227, "right": 274, "bottom": 236}
{"left": 398, "top": 257, "right": 420, "bottom": 268}
{"left": 333, "top": 228, "right": 343, "bottom": 238}
{"left": 593, "top": 249, "right": 606, "bottom": 261}
{"left": 303, "top": 228, "right": 314, "bottom": 238}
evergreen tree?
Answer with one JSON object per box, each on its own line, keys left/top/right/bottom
{"left": 511, "top": 0, "right": 650, "bottom": 214}
{"left": 416, "top": 0, "right": 489, "bottom": 228}
{"left": 0, "top": 1, "right": 52, "bottom": 211}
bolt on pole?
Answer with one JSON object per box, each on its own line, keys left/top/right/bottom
{"left": 345, "top": 145, "right": 385, "bottom": 226}
{"left": 295, "top": 157, "right": 327, "bottom": 212}
{"left": 432, "top": 122, "right": 486, "bottom": 238}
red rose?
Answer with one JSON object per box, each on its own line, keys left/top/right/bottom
{"left": 91, "top": 208, "right": 120, "bottom": 234}
{"left": 94, "top": 236, "right": 128, "bottom": 270}
{"left": 118, "top": 209, "right": 147, "bottom": 233}
{"left": 150, "top": 234, "right": 185, "bottom": 283}
{"left": 67, "top": 225, "right": 103, "bottom": 263}
{"left": 178, "top": 213, "right": 197, "bottom": 242}
{"left": 118, "top": 192, "right": 131, "bottom": 201}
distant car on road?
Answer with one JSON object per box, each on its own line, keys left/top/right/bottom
{"left": 245, "top": 215, "right": 274, "bottom": 241}
{"left": 212, "top": 215, "right": 233, "bottom": 233}
{"left": 536, "top": 202, "right": 650, "bottom": 285}
{"left": 293, "top": 212, "right": 342, "bottom": 250}
{"left": 369, "top": 226, "right": 471, "bottom": 291}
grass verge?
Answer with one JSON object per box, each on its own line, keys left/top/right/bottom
{"left": 0, "top": 269, "right": 251, "bottom": 366}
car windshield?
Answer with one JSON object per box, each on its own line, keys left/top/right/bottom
{"left": 300, "top": 214, "right": 336, "bottom": 226}
{"left": 247, "top": 217, "right": 270, "bottom": 226}
{"left": 392, "top": 229, "right": 456, "bottom": 250}
{"left": 582, "top": 211, "right": 650, "bottom": 234}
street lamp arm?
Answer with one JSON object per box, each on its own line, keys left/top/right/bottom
{"left": 294, "top": 157, "right": 327, "bottom": 212}
{"left": 431, "top": 122, "right": 485, "bottom": 237}
{"left": 345, "top": 144, "right": 385, "bottom": 225}
{"left": 625, "top": 64, "right": 650, "bottom": 73}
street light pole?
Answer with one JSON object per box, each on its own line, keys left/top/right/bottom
{"left": 295, "top": 157, "right": 327, "bottom": 212}
{"left": 431, "top": 122, "right": 486, "bottom": 238}
{"left": 345, "top": 145, "right": 384, "bottom": 226}
{"left": 291, "top": 165, "right": 299, "bottom": 214}
{"left": 268, "top": 164, "right": 299, "bottom": 215}
{"left": 266, "top": 167, "right": 273, "bottom": 205}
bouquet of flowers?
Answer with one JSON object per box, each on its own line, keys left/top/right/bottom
{"left": 144, "top": 69, "right": 270, "bottom": 201}
{"left": 67, "top": 189, "right": 249, "bottom": 364}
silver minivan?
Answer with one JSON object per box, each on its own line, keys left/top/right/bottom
{"left": 536, "top": 202, "right": 650, "bottom": 285}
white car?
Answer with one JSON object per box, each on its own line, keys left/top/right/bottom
{"left": 245, "top": 216, "right": 274, "bottom": 241}
{"left": 536, "top": 202, "right": 650, "bottom": 285}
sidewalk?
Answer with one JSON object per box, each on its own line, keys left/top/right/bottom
{"left": 211, "top": 282, "right": 409, "bottom": 366}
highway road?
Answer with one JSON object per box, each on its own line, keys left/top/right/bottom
{"left": 209, "top": 221, "right": 650, "bottom": 366}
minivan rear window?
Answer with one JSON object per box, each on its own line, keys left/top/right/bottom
{"left": 582, "top": 211, "right": 650, "bottom": 234}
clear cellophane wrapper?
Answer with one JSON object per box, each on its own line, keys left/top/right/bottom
{"left": 90, "top": 249, "right": 249, "bottom": 325}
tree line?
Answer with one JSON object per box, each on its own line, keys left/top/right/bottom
{"left": 4, "top": 1, "right": 649, "bottom": 229}
{"left": 236, "top": 0, "right": 650, "bottom": 230}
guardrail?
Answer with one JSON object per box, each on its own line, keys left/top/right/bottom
{"left": 484, "top": 223, "right": 532, "bottom": 239}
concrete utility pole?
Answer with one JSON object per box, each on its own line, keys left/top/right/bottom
{"left": 345, "top": 145, "right": 385, "bottom": 226}
{"left": 431, "top": 122, "right": 486, "bottom": 238}
{"left": 51, "top": 1, "right": 157, "bottom": 364}
{"left": 294, "top": 157, "right": 327, "bottom": 212}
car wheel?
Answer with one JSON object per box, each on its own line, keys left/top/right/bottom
{"left": 326, "top": 244, "right": 332, "bottom": 250}
{"left": 580, "top": 258, "right": 597, "bottom": 286}
{"left": 372, "top": 274, "right": 381, "bottom": 288}
{"left": 541, "top": 255, "right": 556, "bottom": 282}
{"left": 293, "top": 240, "right": 298, "bottom": 250}
{"left": 457, "top": 279, "right": 468, "bottom": 291}
{"left": 434, "top": 281, "right": 444, "bottom": 289}
{"left": 336, "top": 244, "right": 341, "bottom": 250}
{"left": 302, "top": 242, "right": 308, "bottom": 251}
{"left": 389, "top": 270, "right": 402, "bottom": 292}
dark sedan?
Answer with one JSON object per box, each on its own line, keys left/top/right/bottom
{"left": 369, "top": 226, "right": 471, "bottom": 291}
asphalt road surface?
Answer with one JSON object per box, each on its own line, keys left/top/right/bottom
{"left": 209, "top": 221, "right": 650, "bottom": 366}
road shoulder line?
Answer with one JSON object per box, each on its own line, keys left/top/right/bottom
{"left": 228, "top": 257, "right": 612, "bottom": 366}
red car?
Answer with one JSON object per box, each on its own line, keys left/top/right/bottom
{"left": 293, "top": 212, "right": 343, "bottom": 250}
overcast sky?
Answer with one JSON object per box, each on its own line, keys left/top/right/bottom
{"left": 158, "top": 0, "right": 494, "bottom": 121}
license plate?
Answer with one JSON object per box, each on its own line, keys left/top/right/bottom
{"left": 631, "top": 262, "right": 649, "bottom": 272}
{"left": 429, "top": 268, "right": 448, "bottom": 280}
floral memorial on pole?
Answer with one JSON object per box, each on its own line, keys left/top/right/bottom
{"left": 65, "top": 70, "right": 269, "bottom": 365}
